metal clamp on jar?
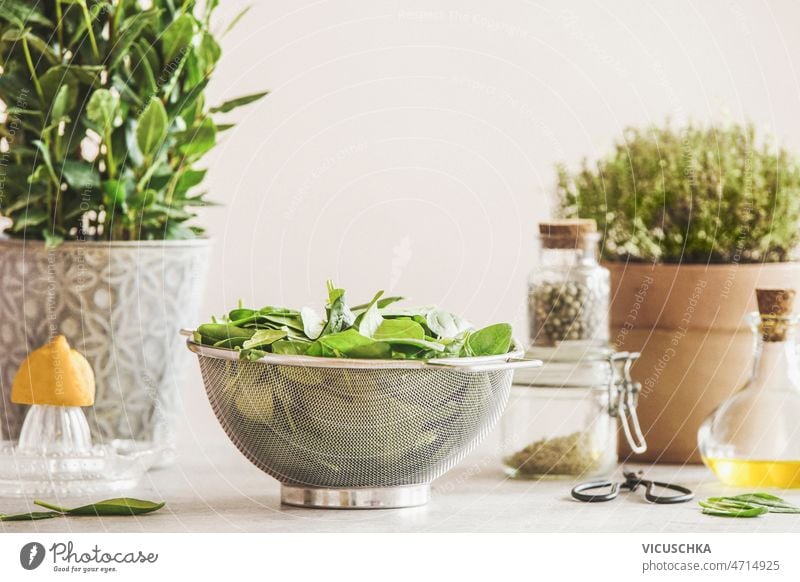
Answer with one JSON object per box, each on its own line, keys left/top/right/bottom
{"left": 501, "top": 351, "right": 647, "bottom": 480}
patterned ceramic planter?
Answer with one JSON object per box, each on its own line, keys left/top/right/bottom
{"left": 0, "top": 238, "right": 209, "bottom": 465}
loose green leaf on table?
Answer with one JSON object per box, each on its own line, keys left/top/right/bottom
{"left": 699, "top": 499, "right": 768, "bottom": 518}
{"left": 699, "top": 493, "right": 800, "bottom": 518}
{"left": 34, "top": 498, "right": 165, "bottom": 516}
{"left": 1, "top": 498, "right": 165, "bottom": 521}
{"left": 0, "top": 511, "right": 61, "bottom": 522}
{"left": 728, "top": 493, "right": 800, "bottom": 513}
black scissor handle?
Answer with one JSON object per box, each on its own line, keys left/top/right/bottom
{"left": 572, "top": 473, "right": 694, "bottom": 504}
{"left": 571, "top": 480, "right": 620, "bottom": 502}
{"left": 643, "top": 479, "right": 694, "bottom": 504}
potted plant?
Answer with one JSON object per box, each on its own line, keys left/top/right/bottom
{"left": 556, "top": 123, "right": 800, "bottom": 463}
{"left": 0, "top": 1, "right": 266, "bottom": 462}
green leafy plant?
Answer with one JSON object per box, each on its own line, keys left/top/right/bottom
{"left": 699, "top": 493, "right": 800, "bottom": 518}
{"left": 194, "top": 280, "right": 515, "bottom": 360}
{"left": 0, "top": 1, "right": 267, "bottom": 246}
{"left": 557, "top": 123, "right": 800, "bottom": 263}
{"left": 0, "top": 497, "right": 164, "bottom": 521}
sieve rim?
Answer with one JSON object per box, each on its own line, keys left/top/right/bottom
{"left": 184, "top": 332, "right": 530, "bottom": 370}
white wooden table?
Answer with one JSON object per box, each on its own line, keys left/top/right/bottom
{"left": 3, "top": 432, "right": 800, "bottom": 533}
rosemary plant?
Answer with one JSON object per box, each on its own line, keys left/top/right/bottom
{"left": 557, "top": 123, "right": 800, "bottom": 263}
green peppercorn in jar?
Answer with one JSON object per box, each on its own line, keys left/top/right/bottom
{"left": 529, "top": 219, "right": 609, "bottom": 347}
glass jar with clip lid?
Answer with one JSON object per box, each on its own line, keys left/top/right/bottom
{"left": 501, "top": 347, "right": 647, "bottom": 479}
{"left": 699, "top": 288, "right": 800, "bottom": 488}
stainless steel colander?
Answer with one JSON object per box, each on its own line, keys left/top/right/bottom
{"left": 186, "top": 335, "right": 540, "bottom": 508}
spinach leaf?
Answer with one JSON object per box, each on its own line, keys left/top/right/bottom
{"left": 198, "top": 323, "right": 255, "bottom": 346}
{"left": 242, "top": 329, "right": 288, "bottom": 350}
{"left": 259, "top": 306, "right": 301, "bottom": 316}
{"left": 374, "top": 318, "right": 425, "bottom": 340}
{"left": 426, "top": 309, "right": 472, "bottom": 339}
{"left": 213, "top": 337, "right": 249, "bottom": 349}
{"left": 316, "top": 329, "right": 391, "bottom": 359}
{"left": 241, "top": 349, "right": 268, "bottom": 361}
{"left": 463, "top": 323, "right": 513, "bottom": 357}
{"left": 228, "top": 308, "right": 256, "bottom": 322}
{"left": 261, "top": 314, "right": 304, "bottom": 332}
{"left": 322, "top": 281, "right": 356, "bottom": 335}
{"left": 380, "top": 305, "right": 436, "bottom": 318}
{"left": 357, "top": 290, "right": 385, "bottom": 337}
{"left": 272, "top": 340, "right": 310, "bottom": 355}
{"left": 346, "top": 342, "right": 393, "bottom": 359}
{"left": 300, "top": 307, "right": 326, "bottom": 340}
{"left": 352, "top": 295, "right": 404, "bottom": 312}
{"left": 379, "top": 337, "right": 445, "bottom": 352}
{"left": 194, "top": 282, "right": 515, "bottom": 361}
{"left": 229, "top": 306, "right": 299, "bottom": 327}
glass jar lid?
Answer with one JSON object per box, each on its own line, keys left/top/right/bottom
{"left": 514, "top": 344, "right": 616, "bottom": 388}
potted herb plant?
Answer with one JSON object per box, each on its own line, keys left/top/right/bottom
{"left": 557, "top": 123, "right": 800, "bottom": 463}
{"left": 0, "top": 1, "right": 266, "bottom": 462}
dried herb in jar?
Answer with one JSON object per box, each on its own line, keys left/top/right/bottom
{"left": 504, "top": 431, "right": 601, "bottom": 477}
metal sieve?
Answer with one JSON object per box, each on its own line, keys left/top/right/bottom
{"left": 186, "top": 334, "right": 540, "bottom": 508}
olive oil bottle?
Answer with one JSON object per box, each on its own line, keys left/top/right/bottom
{"left": 703, "top": 459, "right": 800, "bottom": 488}
{"left": 698, "top": 289, "right": 800, "bottom": 489}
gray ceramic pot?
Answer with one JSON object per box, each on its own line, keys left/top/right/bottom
{"left": 0, "top": 238, "right": 209, "bottom": 464}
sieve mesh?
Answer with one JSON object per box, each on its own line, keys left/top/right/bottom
{"left": 196, "top": 353, "right": 513, "bottom": 488}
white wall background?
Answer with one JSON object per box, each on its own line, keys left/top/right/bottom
{"left": 181, "top": 0, "right": 800, "bottom": 442}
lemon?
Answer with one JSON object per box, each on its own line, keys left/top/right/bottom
{"left": 12, "top": 335, "right": 96, "bottom": 406}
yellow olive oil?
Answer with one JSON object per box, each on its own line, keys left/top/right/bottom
{"left": 704, "top": 458, "right": 800, "bottom": 488}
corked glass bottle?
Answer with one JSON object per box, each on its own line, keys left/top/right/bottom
{"left": 698, "top": 288, "right": 800, "bottom": 488}
{"left": 528, "top": 219, "right": 609, "bottom": 347}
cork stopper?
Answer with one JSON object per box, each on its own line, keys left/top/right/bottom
{"left": 756, "top": 288, "right": 796, "bottom": 341}
{"left": 539, "top": 219, "right": 598, "bottom": 249}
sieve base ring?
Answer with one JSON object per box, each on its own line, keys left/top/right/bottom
{"left": 280, "top": 484, "right": 430, "bottom": 509}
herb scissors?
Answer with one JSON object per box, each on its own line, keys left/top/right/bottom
{"left": 571, "top": 470, "right": 694, "bottom": 504}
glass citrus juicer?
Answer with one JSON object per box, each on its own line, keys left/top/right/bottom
{"left": 0, "top": 336, "right": 159, "bottom": 496}
{"left": 698, "top": 288, "right": 800, "bottom": 488}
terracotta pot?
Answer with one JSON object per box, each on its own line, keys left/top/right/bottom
{"left": 608, "top": 261, "right": 800, "bottom": 464}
